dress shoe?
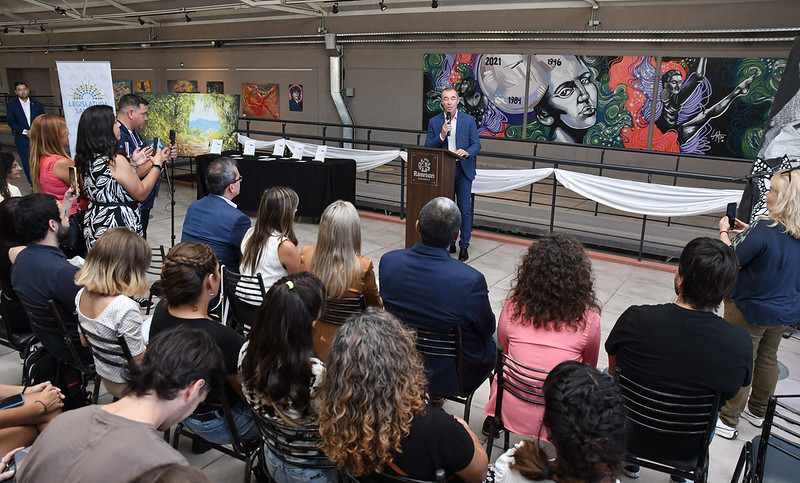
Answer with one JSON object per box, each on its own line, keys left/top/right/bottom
{"left": 458, "top": 247, "right": 469, "bottom": 262}
{"left": 449, "top": 243, "right": 457, "bottom": 253}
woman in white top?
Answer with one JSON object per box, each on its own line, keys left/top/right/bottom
{"left": 493, "top": 362, "right": 628, "bottom": 483}
{"left": 240, "top": 186, "right": 301, "bottom": 291}
{"left": 0, "top": 153, "right": 22, "bottom": 202}
{"left": 74, "top": 227, "right": 151, "bottom": 398}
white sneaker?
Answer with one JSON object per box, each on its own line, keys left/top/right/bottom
{"left": 715, "top": 419, "right": 738, "bottom": 440}
{"left": 741, "top": 408, "right": 764, "bottom": 428}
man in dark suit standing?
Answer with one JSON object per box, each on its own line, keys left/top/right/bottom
{"left": 7, "top": 82, "right": 46, "bottom": 184}
{"left": 424, "top": 87, "right": 481, "bottom": 262}
{"left": 181, "top": 157, "right": 251, "bottom": 271}
{"left": 380, "top": 197, "right": 496, "bottom": 399}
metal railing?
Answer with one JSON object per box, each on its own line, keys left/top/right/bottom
{"left": 240, "top": 117, "right": 751, "bottom": 261}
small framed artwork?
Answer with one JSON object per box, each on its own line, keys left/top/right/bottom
{"left": 289, "top": 84, "right": 303, "bottom": 112}
{"left": 207, "top": 81, "right": 224, "bottom": 94}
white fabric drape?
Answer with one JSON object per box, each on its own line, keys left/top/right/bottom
{"left": 236, "top": 134, "right": 742, "bottom": 217}
{"left": 237, "top": 134, "right": 405, "bottom": 172}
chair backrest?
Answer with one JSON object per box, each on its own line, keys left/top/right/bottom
{"left": 20, "top": 298, "right": 94, "bottom": 375}
{"left": 76, "top": 318, "right": 133, "bottom": 370}
{"left": 249, "top": 405, "right": 334, "bottom": 469}
{"left": 616, "top": 368, "right": 719, "bottom": 480}
{"left": 343, "top": 468, "right": 446, "bottom": 483}
{"left": 413, "top": 325, "right": 462, "bottom": 384}
{"left": 754, "top": 394, "right": 800, "bottom": 483}
{"left": 0, "top": 289, "right": 35, "bottom": 352}
{"left": 319, "top": 294, "right": 366, "bottom": 326}
{"left": 147, "top": 245, "right": 166, "bottom": 280}
{"left": 221, "top": 267, "right": 266, "bottom": 335}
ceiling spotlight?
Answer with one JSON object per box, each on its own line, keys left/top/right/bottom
{"left": 185, "top": 13, "right": 191, "bottom": 22}
{"left": 332, "top": 3, "right": 338, "bottom": 14}
{"left": 54, "top": 6, "right": 66, "bottom": 16}
{"left": 379, "top": 0, "right": 386, "bottom": 11}
{"left": 138, "top": 17, "right": 145, "bottom": 25}
{"left": 3, "top": 27, "right": 7, "bottom": 34}
{"left": 19, "top": 27, "right": 24, "bottom": 33}
{"left": 432, "top": 0, "right": 438, "bottom": 7}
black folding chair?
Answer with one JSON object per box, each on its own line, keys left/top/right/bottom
{"left": 248, "top": 405, "right": 336, "bottom": 482}
{"left": 484, "top": 347, "right": 548, "bottom": 459}
{"left": 0, "top": 289, "right": 37, "bottom": 360}
{"left": 76, "top": 317, "right": 134, "bottom": 390}
{"left": 145, "top": 245, "right": 166, "bottom": 315}
{"left": 411, "top": 325, "right": 490, "bottom": 422}
{"left": 222, "top": 267, "right": 266, "bottom": 336}
{"left": 732, "top": 394, "right": 800, "bottom": 483}
{"left": 616, "top": 368, "right": 719, "bottom": 483}
{"left": 20, "top": 298, "right": 100, "bottom": 404}
{"left": 319, "top": 295, "right": 366, "bottom": 326}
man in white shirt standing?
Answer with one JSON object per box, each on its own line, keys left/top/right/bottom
{"left": 6, "top": 82, "right": 46, "bottom": 185}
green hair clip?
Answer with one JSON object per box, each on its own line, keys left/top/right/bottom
{"left": 285, "top": 280, "right": 294, "bottom": 290}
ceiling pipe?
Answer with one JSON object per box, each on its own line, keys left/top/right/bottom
{"left": 330, "top": 53, "right": 354, "bottom": 149}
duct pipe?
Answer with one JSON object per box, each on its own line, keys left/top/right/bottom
{"left": 330, "top": 53, "right": 354, "bottom": 149}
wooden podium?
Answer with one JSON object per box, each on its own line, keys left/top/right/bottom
{"left": 404, "top": 146, "right": 460, "bottom": 248}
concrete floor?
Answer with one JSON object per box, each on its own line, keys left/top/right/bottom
{"left": 2, "top": 178, "right": 799, "bottom": 483}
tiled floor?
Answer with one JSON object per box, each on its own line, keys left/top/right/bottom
{"left": 2, "top": 179, "right": 799, "bottom": 482}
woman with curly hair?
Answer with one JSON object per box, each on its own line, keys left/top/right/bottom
{"left": 317, "top": 308, "right": 488, "bottom": 482}
{"left": 0, "top": 152, "right": 22, "bottom": 202}
{"left": 299, "top": 200, "right": 381, "bottom": 361}
{"left": 484, "top": 233, "right": 601, "bottom": 440}
{"left": 239, "top": 272, "right": 337, "bottom": 482}
{"left": 493, "top": 361, "right": 629, "bottom": 483}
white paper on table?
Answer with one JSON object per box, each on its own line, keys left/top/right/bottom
{"left": 289, "top": 143, "right": 304, "bottom": 160}
{"left": 209, "top": 139, "right": 223, "bottom": 154}
{"left": 314, "top": 145, "right": 328, "bottom": 162}
{"left": 243, "top": 140, "right": 256, "bottom": 156}
{"left": 273, "top": 139, "right": 286, "bottom": 157}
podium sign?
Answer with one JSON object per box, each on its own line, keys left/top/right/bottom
{"left": 404, "top": 146, "right": 459, "bottom": 248}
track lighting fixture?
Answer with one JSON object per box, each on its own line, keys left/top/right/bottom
{"left": 3, "top": 27, "right": 7, "bottom": 34}
{"left": 19, "top": 27, "right": 24, "bottom": 33}
{"left": 332, "top": 3, "right": 338, "bottom": 14}
{"left": 55, "top": 6, "right": 66, "bottom": 16}
{"left": 185, "top": 13, "right": 191, "bottom": 22}
{"left": 40, "top": 24, "right": 45, "bottom": 32}
{"left": 379, "top": 0, "right": 386, "bottom": 11}
{"left": 432, "top": 0, "right": 438, "bottom": 7}
{"left": 138, "top": 17, "right": 145, "bottom": 25}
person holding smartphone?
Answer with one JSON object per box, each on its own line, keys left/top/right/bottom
{"left": 0, "top": 382, "right": 64, "bottom": 456}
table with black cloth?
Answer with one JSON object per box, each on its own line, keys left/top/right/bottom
{"left": 194, "top": 151, "right": 356, "bottom": 218}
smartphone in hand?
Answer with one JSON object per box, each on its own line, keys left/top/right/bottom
{"left": 69, "top": 165, "right": 80, "bottom": 195}
{"left": 726, "top": 202, "right": 737, "bottom": 230}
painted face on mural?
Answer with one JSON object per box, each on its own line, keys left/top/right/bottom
{"left": 663, "top": 71, "right": 683, "bottom": 95}
{"left": 538, "top": 56, "right": 598, "bottom": 131}
{"left": 440, "top": 88, "right": 459, "bottom": 117}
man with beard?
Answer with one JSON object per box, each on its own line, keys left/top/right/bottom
{"left": 11, "top": 192, "right": 92, "bottom": 365}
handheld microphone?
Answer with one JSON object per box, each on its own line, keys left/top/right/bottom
{"left": 169, "top": 129, "right": 176, "bottom": 146}
{"left": 444, "top": 111, "right": 451, "bottom": 138}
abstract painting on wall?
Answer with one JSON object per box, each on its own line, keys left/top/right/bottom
{"left": 168, "top": 80, "right": 199, "bottom": 93}
{"left": 113, "top": 79, "right": 132, "bottom": 102}
{"left": 289, "top": 84, "right": 303, "bottom": 112}
{"left": 207, "top": 81, "right": 224, "bottom": 94}
{"left": 242, "top": 82, "right": 279, "bottom": 118}
{"left": 136, "top": 80, "right": 151, "bottom": 93}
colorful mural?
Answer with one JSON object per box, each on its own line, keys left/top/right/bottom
{"left": 423, "top": 53, "right": 785, "bottom": 159}
{"left": 241, "top": 82, "right": 279, "bottom": 118}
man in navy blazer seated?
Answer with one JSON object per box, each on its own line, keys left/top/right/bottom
{"left": 181, "top": 157, "right": 251, "bottom": 271}
{"left": 6, "top": 81, "right": 46, "bottom": 184}
{"left": 380, "top": 197, "right": 496, "bottom": 399}
{"left": 425, "top": 86, "right": 481, "bottom": 262}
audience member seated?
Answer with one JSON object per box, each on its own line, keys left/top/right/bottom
{"left": 240, "top": 186, "right": 301, "bottom": 291}
{"left": 75, "top": 105, "right": 167, "bottom": 251}
{"left": 605, "top": 237, "right": 752, "bottom": 476}
{"left": 484, "top": 233, "right": 601, "bottom": 440}
{"left": 29, "top": 115, "right": 86, "bottom": 216}
{"left": 493, "top": 361, "right": 629, "bottom": 483}
{"left": 17, "top": 327, "right": 226, "bottom": 482}
{"left": 239, "top": 272, "right": 337, "bottom": 482}
{"left": 299, "top": 200, "right": 382, "bottom": 361}
{"left": 380, "top": 196, "right": 496, "bottom": 398}
{"left": 0, "top": 382, "right": 64, "bottom": 456}
{"left": 74, "top": 227, "right": 150, "bottom": 398}
{"left": 182, "top": 157, "right": 250, "bottom": 272}
{"left": 149, "top": 242, "right": 258, "bottom": 447}
{"left": 318, "top": 308, "right": 488, "bottom": 483}
{"left": 0, "top": 153, "right": 21, "bottom": 202}
{"left": 0, "top": 198, "right": 30, "bottom": 335}
{"left": 11, "top": 192, "right": 92, "bottom": 366}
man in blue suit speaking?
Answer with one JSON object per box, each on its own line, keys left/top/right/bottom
{"left": 425, "top": 87, "right": 481, "bottom": 262}
{"left": 182, "top": 157, "right": 251, "bottom": 272}
{"left": 6, "top": 82, "right": 45, "bottom": 184}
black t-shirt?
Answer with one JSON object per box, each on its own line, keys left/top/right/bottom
{"left": 360, "top": 406, "right": 474, "bottom": 483}
{"left": 150, "top": 300, "right": 245, "bottom": 410}
{"left": 605, "top": 303, "right": 752, "bottom": 402}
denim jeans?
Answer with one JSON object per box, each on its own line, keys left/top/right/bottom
{"left": 262, "top": 444, "right": 338, "bottom": 482}
{"left": 183, "top": 400, "right": 259, "bottom": 445}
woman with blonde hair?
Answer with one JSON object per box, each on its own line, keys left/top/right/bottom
{"left": 240, "top": 186, "right": 301, "bottom": 289}
{"left": 300, "top": 200, "right": 381, "bottom": 360}
{"left": 29, "top": 115, "right": 86, "bottom": 216}
{"left": 317, "top": 308, "right": 488, "bottom": 482}
{"left": 717, "top": 168, "right": 800, "bottom": 437}
{"left": 74, "top": 227, "right": 150, "bottom": 398}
